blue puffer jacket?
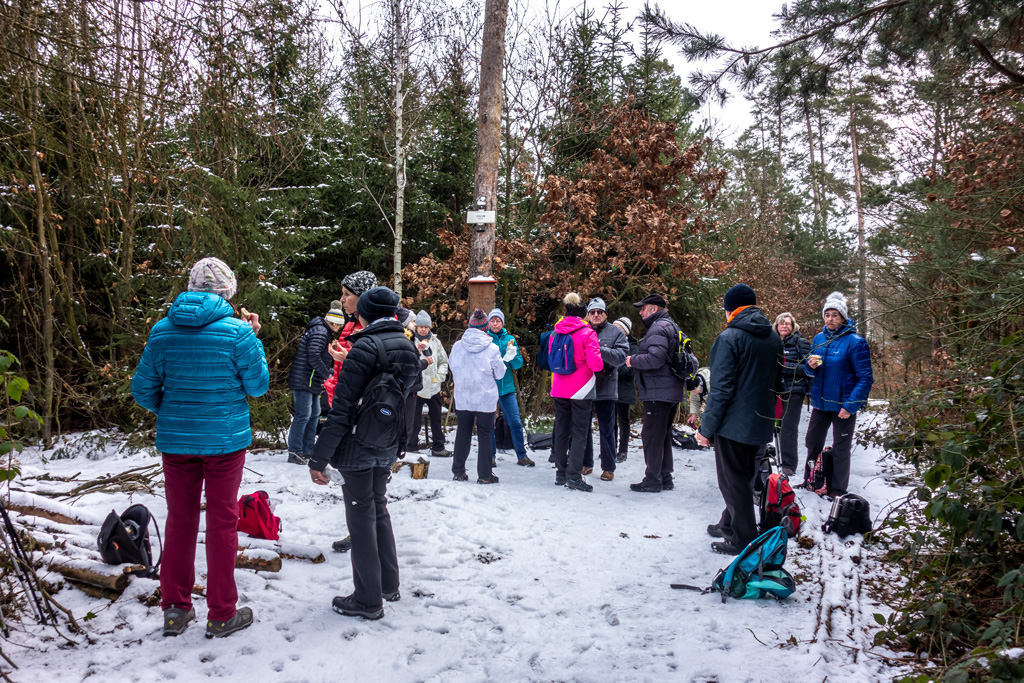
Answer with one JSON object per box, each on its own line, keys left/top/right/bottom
{"left": 132, "top": 291, "right": 270, "bottom": 455}
{"left": 487, "top": 326, "right": 524, "bottom": 397}
{"left": 807, "top": 320, "right": 873, "bottom": 415}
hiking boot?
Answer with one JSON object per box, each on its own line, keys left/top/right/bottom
{"left": 782, "top": 467, "right": 796, "bottom": 478}
{"left": 548, "top": 454, "right": 556, "bottom": 463}
{"left": 453, "top": 472, "right": 469, "bottom": 482}
{"left": 554, "top": 474, "right": 567, "bottom": 486}
{"left": 615, "top": 453, "right": 627, "bottom": 464}
{"left": 383, "top": 590, "right": 401, "bottom": 603}
{"left": 162, "top": 606, "right": 195, "bottom": 637}
{"left": 711, "top": 541, "right": 742, "bottom": 556}
{"left": 332, "top": 594, "right": 384, "bottom": 620}
{"left": 517, "top": 456, "right": 535, "bottom": 467}
{"left": 630, "top": 481, "right": 662, "bottom": 493}
{"left": 581, "top": 467, "right": 593, "bottom": 476}
{"left": 600, "top": 471, "right": 614, "bottom": 481}
{"left": 431, "top": 448, "right": 452, "bottom": 458}
{"left": 662, "top": 478, "right": 674, "bottom": 491}
{"left": 332, "top": 536, "right": 352, "bottom": 553}
{"left": 477, "top": 475, "right": 500, "bottom": 484}
{"left": 287, "top": 452, "right": 308, "bottom": 465}
{"left": 205, "top": 606, "right": 253, "bottom": 639}
{"left": 565, "top": 478, "right": 593, "bottom": 492}
{"left": 492, "top": 457, "right": 497, "bottom": 468}
{"left": 706, "top": 524, "right": 724, "bottom": 539}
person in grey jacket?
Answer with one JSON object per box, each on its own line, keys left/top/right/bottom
{"left": 612, "top": 317, "right": 640, "bottom": 463}
{"left": 696, "top": 283, "right": 783, "bottom": 555}
{"left": 582, "top": 298, "right": 628, "bottom": 481}
{"left": 625, "top": 293, "right": 689, "bottom": 493}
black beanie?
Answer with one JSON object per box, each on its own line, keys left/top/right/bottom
{"left": 723, "top": 283, "right": 757, "bottom": 311}
{"left": 357, "top": 286, "right": 400, "bottom": 323}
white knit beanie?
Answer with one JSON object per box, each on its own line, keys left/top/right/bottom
{"left": 188, "top": 257, "right": 237, "bottom": 301}
{"left": 823, "top": 292, "right": 849, "bottom": 320}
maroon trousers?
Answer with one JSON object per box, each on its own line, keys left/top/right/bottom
{"left": 161, "top": 449, "right": 245, "bottom": 621}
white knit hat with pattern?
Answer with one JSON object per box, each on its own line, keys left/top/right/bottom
{"left": 823, "top": 291, "right": 849, "bottom": 320}
{"left": 188, "top": 257, "right": 237, "bottom": 301}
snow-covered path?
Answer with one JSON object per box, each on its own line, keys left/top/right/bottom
{"left": 10, "top": 408, "right": 911, "bottom": 682}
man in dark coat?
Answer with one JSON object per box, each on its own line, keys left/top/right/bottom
{"left": 287, "top": 304, "right": 343, "bottom": 464}
{"left": 307, "top": 287, "right": 421, "bottom": 620}
{"left": 696, "top": 283, "right": 783, "bottom": 555}
{"left": 625, "top": 293, "right": 689, "bottom": 493}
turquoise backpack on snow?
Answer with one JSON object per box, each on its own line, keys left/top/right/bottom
{"left": 672, "top": 526, "right": 796, "bottom": 602}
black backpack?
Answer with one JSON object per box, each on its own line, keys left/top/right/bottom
{"left": 352, "top": 335, "right": 408, "bottom": 451}
{"left": 494, "top": 412, "right": 514, "bottom": 450}
{"left": 671, "top": 428, "right": 705, "bottom": 450}
{"left": 823, "top": 494, "right": 872, "bottom": 537}
{"left": 97, "top": 503, "right": 161, "bottom": 577}
{"left": 667, "top": 322, "right": 700, "bottom": 388}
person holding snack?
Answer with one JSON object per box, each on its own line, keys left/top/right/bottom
{"left": 132, "top": 257, "right": 269, "bottom": 638}
{"left": 803, "top": 292, "right": 874, "bottom": 495}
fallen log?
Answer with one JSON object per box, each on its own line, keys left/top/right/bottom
{"left": 237, "top": 538, "right": 325, "bottom": 564}
{"left": 236, "top": 550, "right": 281, "bottom": 573}
{"left": 45, "top": 559, "right": 136, "bottom": 592}
{"left": 7, "top": 503, "right": 86, "bottom": 526}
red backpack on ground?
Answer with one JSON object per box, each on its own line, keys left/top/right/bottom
{"left": 758, "top": 473, "right": 803, "bottom": 537}
{"left": 237, "top": 491, "right": 281, "bottom": 541}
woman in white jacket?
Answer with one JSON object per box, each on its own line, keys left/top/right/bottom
{"left": 448, "top": 308, "right": 506, "bottom": 484}
{"left": 408, "top": 310, "right": 450, "bottom": 456}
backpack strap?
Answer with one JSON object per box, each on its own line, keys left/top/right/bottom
{"left": 368, "top": 334, "right": 394, "bottom": 376}
{"left": 670, "top": 583, "right": 713, "bottom": 594}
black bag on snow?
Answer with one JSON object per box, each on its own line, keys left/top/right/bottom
{"left": 822, "top": 493, "right": 872, "bottom": 537}
{"left": 671, "top": 428, "right": 705, "bottom": 450}
{"left": 754, "top": 444, "right": 776, "bottom": 492}
{"left": 353, "top": 335, "right": 408, "bottom": 451}
{"left": 527, "top": 432, "right": 553, "bottom": 450}
{"left": 494, "top": 413, "right": 514, "bottom": 450}
{"left": 97, "top": 503, "right": 161, "bottom": 577}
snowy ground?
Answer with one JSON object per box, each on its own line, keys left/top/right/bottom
{"left": 7, "top": 406, "right": 915, "bottom": 683}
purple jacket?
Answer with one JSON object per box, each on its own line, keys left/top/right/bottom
{"left": 630, "top": 311, "right": 688, "bottom": 403}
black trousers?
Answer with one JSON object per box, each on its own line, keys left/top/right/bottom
{"left": 753, "top": 392, "right": 805, "bottom": 481}
{"left": 616, "top": 402, "right": 632, "bottom": 456}
{"left": 341, "top": 467, "right": 399, "bottom": 609}
{"left": 410, "top": 394, "right": 444, "bottom": 451}
{"left": 582, "top": 400, "right": 618, "bottom": 471}
{"left": 404, "top": 392, "right": 420, "bottom": 448}
{"left": 804, "top": 408, "right": 857, "bottom": 494}
{"left": 714, "top": 435, "right": 760, "bottom": 549}
{"left": 641, "top": 401, "right": 676, "bottom": 488}
{"left": 552, "top": 397, "right": 592, "bottom": 480}
{"left": 452, "top": 410, "right": 495, "bottom": 480}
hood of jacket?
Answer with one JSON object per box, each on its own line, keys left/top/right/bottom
{"left": 554, "top": 316, "right": 588, "bottom": 335}
{"left": 305, "top": 316, "right": 329, "bottom": 332}
{"left": 727, "top": 306, "right": 773, "bottom": 338}
{"left": 166, "top": 291, "right": 234, "bottom": 328}
{"left": 459, "top": 327, "right": 494, "bottom": 353}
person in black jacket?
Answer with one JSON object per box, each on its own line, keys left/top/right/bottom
{"left": 287, "top": 303, "right": 344, "bottom": 464}
{"left": 773, "top": 312, "right": 811, "bottom": 476}
{"left": 696, "top": 283, "right": 783, "bottom": 555}
{"left": 612, "top": 317, "right": 639, "bottom": 463}
{"left": 307, "top": 287, "right": 421, "bottom": 620}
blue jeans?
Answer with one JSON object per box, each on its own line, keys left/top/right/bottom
{"left": 492, "top": 392, "right": 528, "bottom": 460}
{"left": 288, "top": 390, "right": 320, "bottom": 456}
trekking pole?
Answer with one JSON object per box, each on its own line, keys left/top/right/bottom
{"left": 0, "top": 499, "right": 54, "bottom": 625}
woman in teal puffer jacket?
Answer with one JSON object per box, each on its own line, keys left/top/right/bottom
{"left": 132, "top": 257, "right": 269, "bottom": 639}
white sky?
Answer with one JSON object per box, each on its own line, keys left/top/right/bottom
{"left": 582, "top": 0, "right": 782, "bottom": 140}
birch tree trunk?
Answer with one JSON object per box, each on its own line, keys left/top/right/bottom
{"left": 392, "top": 0, "right": 407, "bottom": 296}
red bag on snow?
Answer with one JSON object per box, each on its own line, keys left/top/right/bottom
{"left": 758, "top": 473, "right": 802, "bottom": 537}
{"left": 237, "top": 491, "right": 281, "bottom": 540}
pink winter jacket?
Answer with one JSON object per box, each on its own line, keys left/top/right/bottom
{"left": 549, "top": 317, "right": 604, "bottom": 400}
